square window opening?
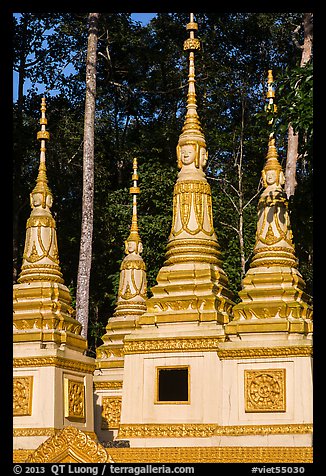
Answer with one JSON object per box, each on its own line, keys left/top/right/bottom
{"left": 156, "top": 367, "right": 189, "bottom": 404}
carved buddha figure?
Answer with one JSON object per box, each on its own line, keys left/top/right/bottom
{"left": 117, "top": 232, "right": 147, "bottom": 305}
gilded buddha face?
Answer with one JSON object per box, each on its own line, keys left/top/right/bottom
{"left": 31, "top": 191, "right": 53, "bottom": 209}
{"left": 180, "top": 144, "right": 196, "bottom": 166}
{"left": 125, "top": 239, "right": 142, "bottom": 255}
{"left": 199, "top": 147, "right": 207, "bottom": 168}
{"left": 177, "top": 141, "right": 207, "bottom": 170}
{"left": 266, "top": 169, "right": 277, "bottom": 185}
{"left": 31, "top": 192, "right": 43, "bottom": 208}
{"left": 263, "top": 168, "right": 285, "bottom": 188}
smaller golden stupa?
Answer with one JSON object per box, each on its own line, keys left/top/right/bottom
{"left": 226, "top": 71, "right": 313, "bottom": 336}
{"left": 96, "top": 158, "right": 147, "bottom": 369}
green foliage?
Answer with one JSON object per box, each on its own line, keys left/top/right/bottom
{"left": 277, "top": 62, "right": 313, "bottom": 157}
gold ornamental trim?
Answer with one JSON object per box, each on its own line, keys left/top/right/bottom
{"left": 14, "top": 446, "right": 313, "bottom": 463}
{"left": 26, "top": 215, "right": 56, "bottom": 229}
{"left": 174, "top": 180, "right": 211, "bottom": 194}
{"left": 14, "top": 427, "right": 57, "bottom": 437}
{"left": 13, "top": 427, "right": 97, "bottom": 438}
{"left": 118, "top": 423, "right": 312, "bottom": 439}
{"left": 217, "top": 346, "right": 313, "bottom": 359}
{"left": 94, "top": 380, "right": 123, "bottom": 390}
{"left": 95, "top": 360, "right": 124, "bottom": 369}
{"left": 183, "top": 37, "right": 201, "bottom": 50}
{"left": 124, "top": 336, "right": 224, "bottom": 355}
{"left": 120, "top": 259, "right": 146, "bottom": 271}
{"left": 13, "top": 356, "right": 96, "bottom": 374}
{"left": 37, "top": 130, "right": 50, "bottom": 140}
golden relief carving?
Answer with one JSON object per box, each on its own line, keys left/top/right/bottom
{"left": 27, "top": 242, "right": 41, "bottom": 262}
{"left": 118, "top": 423, "right": 312, "bottom": 439}
{"left": 14, "top": 446, "right": 313, "bottom": 463}
{"left": 108, "top": 446, "right": 313, "bottom": 463}
{"left": 13, "top": 427, "right": 96, "bottom": 438}
{"left": 64, "top": 379, "right": 86, "bottom": 421}
{"left": 123, "top": 336, "right": 224, "bottom": 354}
{"left": 13, "top": 356, "right": 95, "bottom": 374}
{"left": 217, "top": 345, "right": 312, "bottom": 359}
{"left": 14, "top": 428, "right": 57, "bottom": 437}
{"left": 118, "top": 269, "right": 147, "bottom": 301}
{"left": 250, "top": 258, "right": 297, "bottom": 268}
{"left": 25, "top": 426, "right": 114, "bottom": 463}
{"left": 96, "top": 347, "right": 124, "bottom": 359}
{"left": 26, "top": 215, "right": 56, "bottom": 229}
{"left": 171, "top": 181, "right": 215, "bottom": 237}
{"left": 13, "top": 376, "right": 33, "bottom": 416}
{"left": 120, "top": 259, "right": 146, "bottom": 271}
{"left": 155, "top": 299, "right": 197, "bottom": 311}
{"left": 101, "top": 396, "right": 122, "bottom": 430}
{"left": 245, "top": 369, "right": 286, "bottom": 412}
{"left": 23, "top": 225, "right": 59, "bottom": 264}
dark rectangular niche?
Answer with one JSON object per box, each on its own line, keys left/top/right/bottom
{"left": 156, "top": 367, "right": 189, "bottom": 403}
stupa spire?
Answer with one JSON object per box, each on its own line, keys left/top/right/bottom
{"left": 264, "top": 69, "right": 282, "bottom": 175}
{"left": 13, "top": 96, "right": 86, "bottom": 351}
{"left": 96, "top": 160, "right": 147, "bottom": 367}
{"left": 177, "top": 13, "right": 206, "bottom": 169}
{"left": 125, "top": 158, "right": 142, "bottom": 253}
{"left": 114, "top": 157, "right": 147, "bottom": 315}
{"left": 30, "top": 97, "right": 53, "bottom": 207}
{"left": 138, "top": 14, "right": 235, "bottom": 327}
{"left": 18, "top": 97, "right": 64, "bottom": 284}
{"left": 226, "top": 70, "right": 313, "bottom": 336}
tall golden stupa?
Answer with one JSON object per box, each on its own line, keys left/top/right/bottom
{"left": 138, "top": 13, "right": 235, "bottom": 328}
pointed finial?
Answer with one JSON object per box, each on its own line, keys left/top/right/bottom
{"left": 30, "top": 97, "right": 53, "bottom": 209}
{"left": 125, "top": 158, "right": 142, "bottom": 254}
{"left": 177, "top": 13, "right": 207, "bottom": 169}
{"left": 262, "top": 71, "right": 283, "bottom": 186}
{"left": 266, "top": 69, "right": 277, "bottom": 122}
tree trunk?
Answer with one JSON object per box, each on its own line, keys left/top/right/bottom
{"left": 76, "top": 13, "right": 100, "bottom": 340}
{"left": 13, "top": 16, "right": 28, "bottom": 282}
{"left": 285, "top": 12, "right": 313, "bottom": 199}
{"left": 285, "top": 123, "right": 299, "bottom": 198}
{"left": 238, "top": 97, "right": 246, "bottom": 278}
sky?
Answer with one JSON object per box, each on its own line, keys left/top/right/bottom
{"left": 13, "top": 13, "right": 157, "bottom": 102}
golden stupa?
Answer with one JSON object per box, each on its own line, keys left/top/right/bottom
{"left": 13, "top": 97, "right": 86, "bottom": 351}
{"left": 226, "top": 70, "right": 313, "bottom": 336}
{"left": 13, "top": 18, "right": 313, "bottom": 464}
{"left": 96, "top": 158, "right": 147, "bottom": 369}
{"left": 138, "top": 14, "right": 235, "bottom": 328}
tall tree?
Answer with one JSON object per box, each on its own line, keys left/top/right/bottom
{"left": 76, "top": 13, "right": 100, "bottom": 339}
{"left": 285, "top": 12, "right": 313, "bottom": 199}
